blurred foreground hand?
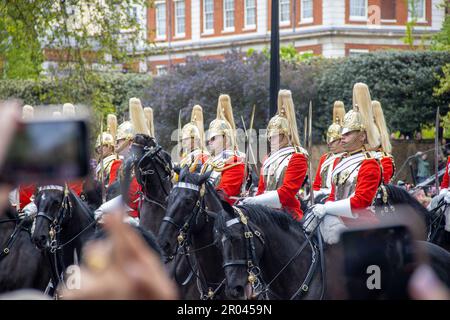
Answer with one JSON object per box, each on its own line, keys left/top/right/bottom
{"left": 63, "top": 211, "right": 177, "bottom": 300}
{"left": 409, "top": 265, "right": 450, "bottom": 300}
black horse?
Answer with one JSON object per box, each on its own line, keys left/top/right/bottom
{"left": 0, "top": 207, "right": 50, "bottom": 293}
{"left": 214, "top": 202, "right": 328, "bottom": 300}
{"left": 158, "top": 168, "right": 229, "bottom": 299}
{"left": 32, "top": 184, "right": 97, "bottom": 290}
{"left": 131, "top": 134, "right": 173, "bottom": 235}
{"left": 214, "top": 193, "right": 450, "bottom": 300}
{"left": 373, "top": 184, "right": 450, "bottom": 250}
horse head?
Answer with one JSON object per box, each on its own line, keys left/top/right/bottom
{"left": 131, "top": 134, "right": 173, "bottom": 199}
{"left": 32, "top": 185, "right": 70, "bottom": 250}
{"left": 213, "top": 203, "right": 265, "bottom": 300}
{"left": 157, "top": 167, "right": 211, "bottom": 257}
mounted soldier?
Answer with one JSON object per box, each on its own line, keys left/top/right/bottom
{"left": 241, "top": 90, "right": 308, "bottom": 221}
{"left": 177, "top": 104, "right": 209, "bottom": 176}
{"left": 201, "top": 94, "right": 245, "bottom": 205}
{"left": 306, "top": 83, "right": 383, "bottom": 244}
{"left": 312, "top": 101, "right": 346, "bottom": 202}
{"left": 94, "top": 97, "right": 148, "bottom": 221}
{"left": 372, "top": 100, "right": 395, "bottom": 184}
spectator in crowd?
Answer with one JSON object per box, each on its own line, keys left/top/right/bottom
{"left": 415, "top": 132, "right": 422, "bottom": 140}
{"left": 411, "top": 189, "right": 432, "bottom": 208}
{"left": 415, "top": 152, "right": 431, "bottom": 184}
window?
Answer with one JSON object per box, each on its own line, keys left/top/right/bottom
{"left": 349, "top": 0, "right": 367, "bottom": 20}
{"left": 155, "top": 2, "right": 166, "bottom": 38}
{"left": 223, "top": 0, "right": 235, "bottom": 30}
{"left": 408, "top": 0, "right": 426, "bottom": 21}
{"left": 204, "top": 0, "right": 214, "bottom": 32}
{"left": 279, "top": 0, "right": 290, "bottom": 24}
{"left": 301, "top": 0, "right": 313, "bottom": 22}
{"left": 348, "top": 49, "right": 369, "bottom": 56}
{"left": 380, "top": 0, "right": 396, "bottom": 20}
{"left": 129, "top": 6, "right": 138, "bottom": 20}
{"left": 174, "top": 0, "right": 185, "bottom": 36}
{"left": 245, "top": 0, "right": 256, "bottom": 28}
{"left": 156, "top": 65, "right": 168, "bottom": 76}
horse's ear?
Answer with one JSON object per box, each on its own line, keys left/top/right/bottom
{"left": 198, "top": 170, "right": 212, "bottom": 185}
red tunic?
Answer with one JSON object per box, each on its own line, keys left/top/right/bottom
{"left": 18, "top": 184, "right": 36, "bottom": 210}
{"left": 440, "top": 156, "right": 450, "bottom": 189}
{"left": 256, "top": 153, "right": 308, "bottom": 220}
{"left": 313, "top": 153, "right": 328, "bottom": 191}
{"left": 127, "top": 177, "right": 141, "bottom": 218}
{"left": 107, "top": 158, "right": 141, "bottom": 218}
{"left": 67, "top": 180, "right": 84, "bottom": 196}
{"left": 216, "top": 155, "right": 246, "bottom": 206}
{"left": 380, "top": 155, "right": 395, "bottom": 185}
{"left": 328, "top": 158, "right": 381, "bottom": 227}
{"left": 109, "top": 159, "right": 124, "bottom": 184}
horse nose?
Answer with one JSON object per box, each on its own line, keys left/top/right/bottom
{"left": 227, "top": 285, "right": 246, "bottom": 300}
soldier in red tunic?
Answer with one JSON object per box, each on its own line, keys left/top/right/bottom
{"left": 175, "top": 105, "right": 209, "bottom": 179}
{"left": 241, "top": 90, "right": 308, "bottom": 220}
{"left": 372, "top": 100, "right": 395, "bottom": 184}
{"left": 95, "top": 98, "right": 149, "bottom": 221}
{"left": 201, "top": 94, "right": 245, "bottom": 205}
{"left": 306, "top": 83, "right": 382, "bottom": 244}
{"left": 312, "top": 101, "right": 346, "bottom": 201}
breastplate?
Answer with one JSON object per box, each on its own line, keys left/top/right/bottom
{"left": 332, "top": 153, "right": 366, "bottom": 200}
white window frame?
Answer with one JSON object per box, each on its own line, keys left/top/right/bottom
{"left": 244, "top": 0, "right": 256, "bottom": 29}
{"left": 348, "top": 49, "right": 369, "bottom": 56}
{"left": 203, "top": 0, "right": 214, "bottom": 34}
{"left": 349, "top": 0, "right": 368, "bottom": 22}
{"left": 223, "top": 0, "right": 235, "bottom": 32}
{"left": 155, "top": 1, "right": 166, "bottom": 40}
{"left": 300, "top": 0, "right": 313, "bottom": 24}
{"left": 174, "top": 0, "right": 186, "bottom": 38}
{"left": 408, "top": 0, "right": 426, "bottom": 22}
{"left": 156, "top": 65, "right": 168, "bottom": 76}
{"left": 279, "top": 0, "right": 291, "bottom": 26}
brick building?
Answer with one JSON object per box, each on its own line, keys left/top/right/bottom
{"left": 143, "top": 0, "right": 446, "bottom": 74}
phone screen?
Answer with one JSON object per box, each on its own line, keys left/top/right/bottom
{"left": 341, "top": 225, "right": 416, "bottom": 300}
{"left": 0, "top": 120, "right": 90, "bottom": 184}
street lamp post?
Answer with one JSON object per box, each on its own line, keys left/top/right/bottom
{"left": 269, "top": 0, "right": 280, "bottom": 118}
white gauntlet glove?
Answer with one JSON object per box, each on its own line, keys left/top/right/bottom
{"left": 320, "top": 215, "right": 347, "bottom": 245}
{"left": 240, "top": 191, "right": 282, "bottom": 209}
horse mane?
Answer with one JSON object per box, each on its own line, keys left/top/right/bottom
{"left": 215, "top": 201, "right": 303, "bottom": 238}
{"left": 384, "top": 184, "right": 431, "bottom": 221}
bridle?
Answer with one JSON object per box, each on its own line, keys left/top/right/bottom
{"left": 35, "top": 185, "right": 96, "bottom": 291}
{"left": 0, "top": 211, "right": 29, "bottom": 262}
{"left": 220, "top": 206, "right": 267, "bottom": 299}
{"left": 135, "top": 143, "right": 172, "bottom": 209}
{"left": 219, "top": 207, "right": 326, "bottom": 300}
{"left": 161, "top": 180, "right": 226, "bottom": 300}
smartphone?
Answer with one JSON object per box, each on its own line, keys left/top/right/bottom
{"left": 0, "top": 119, "right": 90, "bottom": 184}
{"left": 341, "top": 225, "right": 417, "bottom": 300}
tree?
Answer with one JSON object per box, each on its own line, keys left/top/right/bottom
{"left": 317, "top": 51, "right": 450, "bottom": 136}
{"left": 0, "top": 0, "right": 149, "bottom": 80}
{"left": 432, "top": 1, "right": 450, "bottom": 97}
